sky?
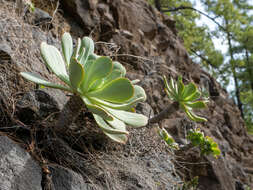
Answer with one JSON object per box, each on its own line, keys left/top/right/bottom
{"left": 195, "top": 0, "right": 228, "bottom": 53}
{"left": 194, "top": 0, "right": 253, "bottom": 94}
{"left": 194, "top": 0, "right": 234, "bottom": 91}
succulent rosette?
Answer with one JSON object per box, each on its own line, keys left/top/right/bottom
{"left": 21, "top": 33, "right": 148, "bottom": 143}
{"left": 163, "top": 75, "right": 208, "bottom": 122}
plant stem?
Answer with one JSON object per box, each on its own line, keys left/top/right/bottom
{"left": 149, "top": 102, "right": 179, "bottom": 124}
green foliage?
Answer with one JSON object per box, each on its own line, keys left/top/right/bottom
{"left": 163, "top": 75, "right": 207, "bottom": 122}
{"left": 24, "top": 0, "right": 35, "bottom": 12}
{"left": 187, "top": 128, "right": 221, "bottom": 158}
{"left": 21, "top": 32, "right": 148, "bottom": 143}
{"left": 241, "top": 90, "right": 253, "bottom": 134}
{"left": 180, "top": 176, "right": 199, "bottom": 190}
{"left": 158, "top": 128, "right": 179, "bottom": 149}
{"left": 148, "top": 0, "right": 223, "bottom": 68}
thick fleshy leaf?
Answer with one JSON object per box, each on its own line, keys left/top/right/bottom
{"left": 126, "top": 85, "right": 146, "bottom": 103}
{"left": 185, "top": 91, "right": 201, "bottom": 102}
{"left": 101, "top": 61, "right": 127, "bottom": 86}
{"left": 81, "top": 97, "right": 113, "bottom": 121}
{"left": 87, "top": 78, "right": 134, "bottom": 103}
{"left": 79, "top": 37, "right": 94, "bottom": 66}
{"left": 185, "top": 101, "right": 206, "bottom": 109}
{"left": 40, "top": 42, "right": 69, "bottom": 84}
{"left": 168, "top": 77, "right": 178, "bottom": 99}
{"left": 113, "top": 61, "right": 126, "bottom": 77}
{"left": 106, "top": 116, "right": 127, "bottom": 131}
{"left": 89, "top": 68, "right": 122, "bottom": 92}
{"left": 80, "top": 57, "right": 112, "bottom": 92}
{"left": 163, "top": 75, "right": 170, "bottom": 91}
{"left": 103, "top": 70, "right": 122, "bottom": 85}
{"left": 212, "top": 148, "right": 221, "bottom": 155}
{"left": 102, "top": 106, "right": 148, "bottom": 127}
{"left": 186, "top": 109, "right": 207, "bottom": 122}
{"left": 177, "top": 76, "right": 185, "bottom": 98}
{"left": 165, "top": 88, "right": 176, "bottom": 101}
{"left": 89, "top": 85, "right": 146, "bottom": 110}
{"left": 182, "top": 83, "right": 197, "bottom": 99}
{"left": 90, "top": 97, "right": 141, "bottom": 111}
{"left": 131, "top": 79, "right": 140, "bottom": 85}
{"left": 103, "top": 131, "right": 128, "bottom": 144}
{"left": 93, "top": 114, "right": 128, "bottom": 134}
{"left": 169, "top": 78, "right": 176, "bottom": 93}
{"left": 88, "top": 78, "right": 104, "bottom": 92}
{"left": 62, "top": 32, "right": 73, "bottom": 66}
{"left": 20, "top": 72, "right": 72, "bottom": 92}
{"left": 90, "top": 99, "right": 140, "bottom": 112}
{"left": 181, "top": 103, "right": 207, "bottom": 122}
{"left": 158, "top": 128, "right": 175, "bottom": 144}
{"left": 88, "top": 53, "right": 99, "bottom": 61}
{"left": 69, "top": 58, "right": 85, "bottom": 90}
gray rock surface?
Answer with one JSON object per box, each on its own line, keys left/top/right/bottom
{"left": 0, "top": 136, "right": 42, "bottom": 190}
{"left": 50, "top": 165, "right": 93, "bottom": 190}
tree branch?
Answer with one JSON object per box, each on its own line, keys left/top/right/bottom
{"left": 190, "top": 48, "right": 214, "bottom": 67}
{"left": 161, "top": 6, "right": 226, "bottom": 32}
{"left": 149, "top": 102, "right": 179, "bottom": 124}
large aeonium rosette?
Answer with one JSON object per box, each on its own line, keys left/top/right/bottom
{"left": 20, "top": 33, "right": 148, "bottom": 143}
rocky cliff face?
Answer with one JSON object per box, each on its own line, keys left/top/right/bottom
{"left": 0, "top": 0, "right": 252, "bottom": 189}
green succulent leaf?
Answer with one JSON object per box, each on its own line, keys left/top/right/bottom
{"left": 169, "top": 77, "right": 175, "bottom": 90}
{"left": 163, "top": 75, "right": 175, "bottom": 99}
{"left": 88, "top": 78, "right": 104, "bottom": 92}
{"left": 212, "top": 148, "right": 221, "bottom": 156}
{"left": 165, "top": 88, "right": 175, "bottom": 100}
{"left": 163, "top": 75, "right": 170, "bottom": 90}
{"left": 182, "top": 104, "right": 207, "bottom": 122}
{"left": 103, "top": 70, "right": 122, "bottom": 85}
{"left": 127, "top": 85, "right": 147, "bottom": 102}
{"left": 20, "top": 72, "right": 72, "bottom": 92}
{"left": 87, "top": 78, "right": 134, "bottom": 103}
{"left": 131, "top": 79, "right": 140, "bottom": 85}
{"left": 184, "top": 91, "right": 201, "bottom": 102}
{"left": 93, "top": 114, "right": 128, "bottom": 134}
{"left": 103, "top": 131, "right": 128, "bottom": 144}
{"left": 182, "top": 83, "right": 197, "bottom": 100}
{"left": 106, "top": 116, "right": 127, "bottom": 132}
{"left": 81, "top": 56, "right": 113, "bottom": 92}
{"left": 88, "top": 53, "right": 100, "bottom": 61}
{"left": 102, "top": 106, "right": 148, "bottom": 127}
{"left": 177, "top": 76, "right": 185, "bottom": 98}
{"left": 185, "top": 101, "right": 207, "bottom": 109}
{"left": 82, "top": 97, "right": 113, "bottom": 121}
{"left": 113, "top": 61, "right": 126, "bottom": 77}
{"left": 79, "top": 37, "right": 94, "bottom": 66}
{"left": 69, "top": 58, "right": 85, "bottom": 90}
{"left": 62, "top": 32, "right": 73, "bottom": 66}
{"left": 40, "top": 42, "right": 69, "bottom": 85}
{"left": 158, "top": 128, "right": 179, "bottom": 149}
{"left": 101, "top": 61, "right": 127, "bottom": 86}
{"left": 169, "top": 78, "right": 179, "bottom": 99}
{"left": 90, "top": 85, "right": 146, "bottom": 110}
{"left": 158, "top": 128, "right": 175, "bottom": 144}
